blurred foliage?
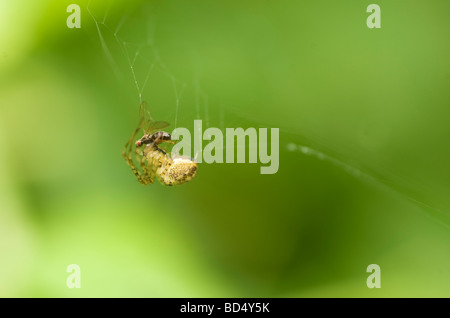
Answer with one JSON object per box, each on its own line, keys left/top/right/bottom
{"left": 0, "top": 0, "right": 449, "bottom": 297}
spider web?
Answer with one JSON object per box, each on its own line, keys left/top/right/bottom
{"left": 285, "top": 142, "right": 450, "bottom": 229}
{"left": 86, "top": 0, "right": 209, "bottom": 130}
{"left": 226, "top": 108, "right": 450, "bottom": 230}
{"left": 85, "top": 0, "right": 241, "bottom": 163}
{"left": 86, "top": 1, "right": 450, "bottom": 229}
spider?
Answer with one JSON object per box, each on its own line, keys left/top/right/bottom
{"left": 122, "top": 102, "right": 198, "bottom": 186}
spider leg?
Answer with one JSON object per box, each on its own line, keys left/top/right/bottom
{"left": 127, "top": 149, "right": 149, "bottom": 185}
{"left": 136, "top": 147, "right": 156, "bottom": 184}
{"left": 122, "top": 118, "right": 149, "bottom": 185}
{"left": 122, "top": 117, "right": 143, "bottom": 161}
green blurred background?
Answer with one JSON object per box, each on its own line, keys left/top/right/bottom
{"left": 1, "top": 0, "right": 450, "bottom": 297}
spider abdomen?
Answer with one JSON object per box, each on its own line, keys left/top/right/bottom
{"left": 157, "top": 156, "right": 198, "bottom": 186}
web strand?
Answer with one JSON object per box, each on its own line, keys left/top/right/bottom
{"left": 286, "top": 142, "right": 450, "bottom": 230}
{"left": 86, "top": 2, "right": 120, "bottom": 78}
{"left": 87, "top": 1, "right": 190, "bottom": 121}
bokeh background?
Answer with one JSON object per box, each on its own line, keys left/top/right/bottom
{"left": 1, "top": 0, "right": 450, "bottom": 297}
